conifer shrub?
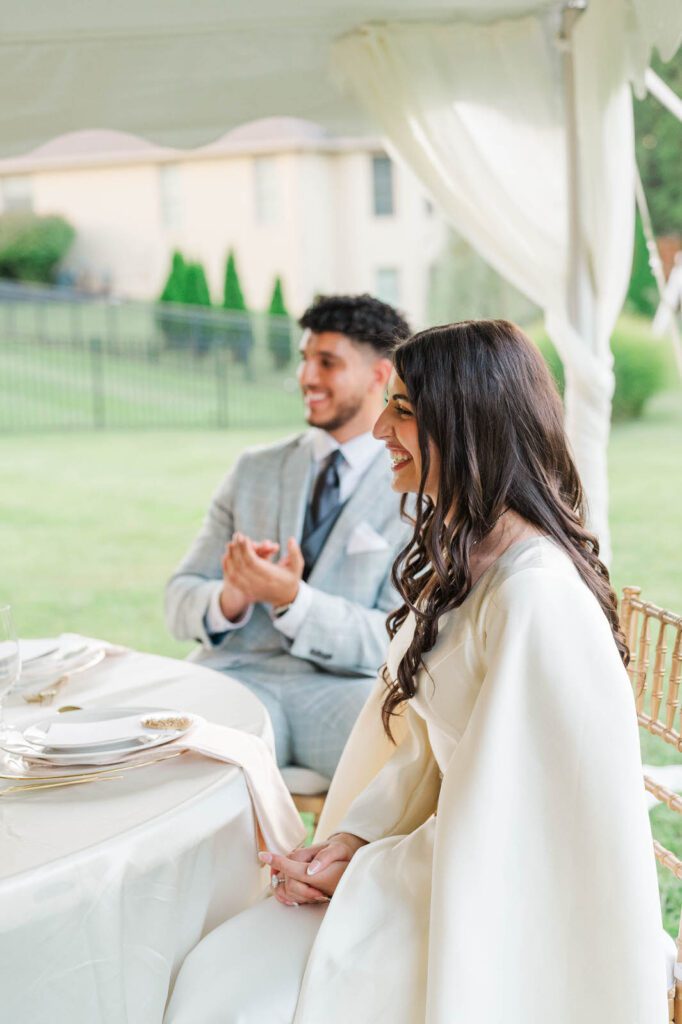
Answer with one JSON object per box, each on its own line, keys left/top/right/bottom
{"left": 183, "top": 262, "right": 213, "bottom": 354}
{"left": 221, "top": 250, "right": 253, "bottom": 366}
{"left": 267, "top": 276, "right": 292, "bottom": 369}
{"left": 157, "top": 250, "right": 188, "bottom": 349}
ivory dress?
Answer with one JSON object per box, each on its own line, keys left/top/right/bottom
{"left": 166, "top": 537, "right": 668, "bottom": 1024}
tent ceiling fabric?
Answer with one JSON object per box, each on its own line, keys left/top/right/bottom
{"left": 0, "top": 0, "right": 560, "bottom": 157}
{"left": 0, "top": 0, "right": 677, "bottom": 156}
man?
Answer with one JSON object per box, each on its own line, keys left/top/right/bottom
{"left": 165, "top": 294, "right": 411, "bottom": 779}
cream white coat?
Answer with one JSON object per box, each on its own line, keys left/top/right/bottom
{"left": 293, "top": 538, "right": 667, "bottom": 1023}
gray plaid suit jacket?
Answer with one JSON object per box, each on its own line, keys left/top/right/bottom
{"left": 165, "top": 431, "right": 409, "bottom": 680}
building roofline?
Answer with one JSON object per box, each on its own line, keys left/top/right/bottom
{"left": 0, "top": 131, "right": 384, "bottom": 176}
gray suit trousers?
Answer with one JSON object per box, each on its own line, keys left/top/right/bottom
{"left": 224, "top": 655, "right": 374, "bottom": 780}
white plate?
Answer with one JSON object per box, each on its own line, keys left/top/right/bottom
{"left": 17, "top": 644, "right": 105, "bottom": 691}
{"left": 19, "top": 739, "right": 178, "bottom": 766}
{"left": 16, "top": 707, "right": 196, "bottom": 765}
{"left": 19, "top": 639, "right": 61, "bottom": 664}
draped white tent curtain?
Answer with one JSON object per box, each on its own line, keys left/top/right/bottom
{"left": 332, "top": 1, "right": 648, "bottom": 560}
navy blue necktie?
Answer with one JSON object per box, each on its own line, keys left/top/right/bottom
{"left": 301, "top": 449, "right": 346, "bottom": 578}
{"left": 310, "top": 449, "right": 344, "bottom": 527}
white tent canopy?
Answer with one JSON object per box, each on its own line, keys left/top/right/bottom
{"left": 1, "top": 1, "right": 677, "bottom": 156}
{"left": 1, "top": 0, "right": 681, "bottom": 556}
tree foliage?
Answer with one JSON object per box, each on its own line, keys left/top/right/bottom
{"left": 634, "top": 49, "right": 682, "bottom": 236}
{"left": 0, "top": 213, "right": 75, "bottom": 282}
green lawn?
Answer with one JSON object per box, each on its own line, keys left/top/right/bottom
{"left": 3, "top": 392, "right": 679, "bottom": 653}
{"left": 0, "top": 426, "right": 295, "bottom": 655}
{"left": 1, "top": 387, "right": 680, "bottom": 933}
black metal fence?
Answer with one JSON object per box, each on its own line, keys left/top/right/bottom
{"left": 0, "top": 281, "right": 305, "bottom": 431}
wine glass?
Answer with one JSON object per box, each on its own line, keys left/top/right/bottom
{"left": 0, "top": 605, "right": 21, "bottom": 742}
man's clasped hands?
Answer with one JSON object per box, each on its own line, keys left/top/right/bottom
{"left": 219, "top": 532, "right": 304, "bottom": 621}
{"left": 258, "top": 834, "right": 368, "bottom": 906}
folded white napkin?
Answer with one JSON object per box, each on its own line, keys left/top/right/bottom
{"left": 175, "top": 722, "right": 306, "bottom": 856}
{"left": 42, "top": 714, "right": 146, "bottom": 747}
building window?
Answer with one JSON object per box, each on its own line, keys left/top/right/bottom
{"left": 159, "top": 164, "right": 183, "bottom": 229}
{"left": 254, "top": 157, "right": 280, "bottom": 224}
{"left": 375, "top": 267, "right": 400, "bottom": 307}
{"left": 2, "top": 175, "right": 34, "bottom": 213}
{"left": 372, "top": 155, "right": 394, "bottom": 217}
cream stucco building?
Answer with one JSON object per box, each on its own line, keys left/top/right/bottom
{"left": 0, "top": 120, "right": 449, "bottom": 327}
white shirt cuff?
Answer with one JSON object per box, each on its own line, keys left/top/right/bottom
{"left": 271, "top": 581, "right": 313, "bottom": 639}
{"left": 205, "top": 585, "right": 254, "bottom": 636}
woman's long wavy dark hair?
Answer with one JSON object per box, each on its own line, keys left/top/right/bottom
{"left": 381, "top": 319, "right": 628, "bottom": 738}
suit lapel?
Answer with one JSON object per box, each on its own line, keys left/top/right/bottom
{"left": 309, "top": 449, "right": 390, "bottom": 583}
{"left": 278, "top": 434, "right": 314, "bottom": 550}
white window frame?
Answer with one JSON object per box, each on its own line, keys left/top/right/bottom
{"left": 371, "top": 154, "right": 395, "bottom": 217}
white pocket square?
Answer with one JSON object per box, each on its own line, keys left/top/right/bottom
{"left": 346, "top": 522, "right": 390, "bottom": 555}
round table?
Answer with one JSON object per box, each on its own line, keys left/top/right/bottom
{"left": 0, "top": 644, "right": 273, "bottom": 1024}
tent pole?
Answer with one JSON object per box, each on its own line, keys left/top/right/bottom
{"left": 645, "top": 68, "right": 682, "bottom": 122}
{"left": 560, "top": 1, "right": 594, "bottom": 351}
{"left": 559, "top": 1, "right": 613, "bottom": 562}
{"left": 635, "top": 168, "right": 682, "bottom": 377}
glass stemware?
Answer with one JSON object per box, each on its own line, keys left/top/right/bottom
{"left": 0, "top": 605, "right": 21, "bottom": 742}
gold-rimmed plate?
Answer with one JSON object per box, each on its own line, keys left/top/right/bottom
{"left": 0, "top": 747, "right": 186, "bottom": 784}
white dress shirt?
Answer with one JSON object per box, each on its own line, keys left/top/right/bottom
{"left": 206, "top": 428, "right": 384, "bottom": 639}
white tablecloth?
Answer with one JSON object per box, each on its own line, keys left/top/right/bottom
{"left": 0, "top": 646, "right": 275, "bottom": 1024}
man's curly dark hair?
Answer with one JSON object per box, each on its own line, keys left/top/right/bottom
{"left": 299, "top": 294, "right": 411, "bottom": 357}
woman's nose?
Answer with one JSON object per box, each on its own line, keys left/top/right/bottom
{"left": 372, "top": 406, "right": 390, "bottom": 440}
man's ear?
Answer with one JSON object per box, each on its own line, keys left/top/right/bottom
{"left": 371, "top": 357, "right": 393, "bottom": 392}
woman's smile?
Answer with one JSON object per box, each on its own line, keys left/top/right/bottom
{"left": 386, "top": 445, "right": 413, "bottom": 471}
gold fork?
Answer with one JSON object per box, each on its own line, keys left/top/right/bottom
{"left": 23, "top": 674, "right": 69, "bottom": 704}
{"left": 0, "top": 773, "right": 124, "bottom": 796}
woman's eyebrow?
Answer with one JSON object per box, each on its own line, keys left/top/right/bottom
{"left": 391, "top": 392, "right": 411, "bottom": 402}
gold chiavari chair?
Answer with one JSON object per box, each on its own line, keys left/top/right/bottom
{"left": 621, "top": 586, "right": 682, "bottom": 1022}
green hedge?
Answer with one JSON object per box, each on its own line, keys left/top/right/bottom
{"left": 0, "top": 213, "right": 75, "bottom": 282}
{"left": 531, "top": 316, "right": 669, "bottom": 421}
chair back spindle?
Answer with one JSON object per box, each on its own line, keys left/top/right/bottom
{"left": 621, "top": 586, "right": 682, "bottom": 1022}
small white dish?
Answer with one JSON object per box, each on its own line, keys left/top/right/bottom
{"left": 17, "top": 642, "right": 105, "bottom": 692}
{"left": 13, "top": 706, "right": 196, "bottom": 766}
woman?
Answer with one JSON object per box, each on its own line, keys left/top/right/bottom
{"left": 166, "top": 321, "right": 666, "bottom": 1023}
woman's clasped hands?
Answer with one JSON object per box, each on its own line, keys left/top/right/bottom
{"left": 258, "top": 833, "right": 367, "bottom": 907}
